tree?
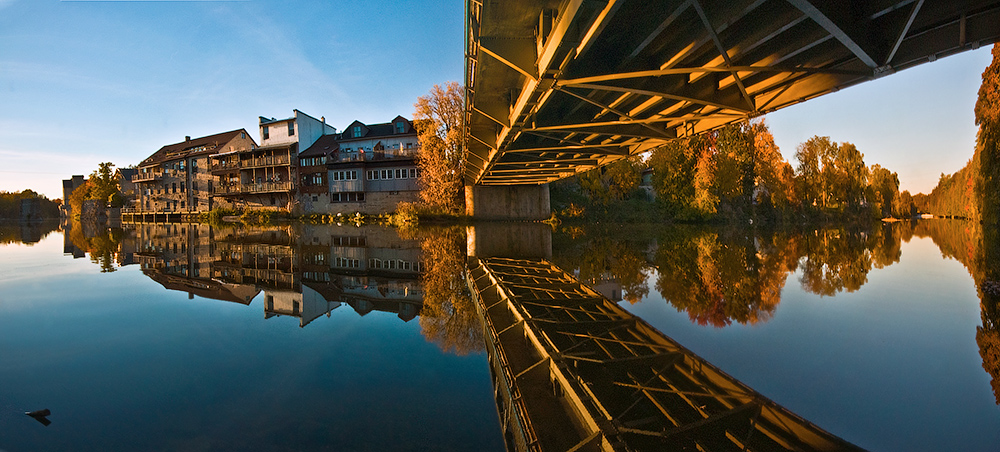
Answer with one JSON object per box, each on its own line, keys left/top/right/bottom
{"left": 868, "top": 164, "right": 899, "bottom": 218}
{"left": 977, "top": 44, "right": 1000, "bottom": 224}
{"left": 413, "top": 82, "right": 466, "bottom": 214}
{"left": 578, "top": 156, "right": 643, "bottom": 204}
{"left": 834, "top": 142, "right": 868, "bottom": 211}
{"left": 648, "top": 139, "right": 698, "bottom": 214}
{"left": 794, "top": 136, "right": 837, "bottom": 210}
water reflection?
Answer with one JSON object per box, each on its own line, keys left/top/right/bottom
{"left": 43, "top": 217, "right": 1000, "bottom": 449}
{"left": 553, "top": 223, "right": 916, "bottom": 327}
{"left": 469, "top": 256, "right": 865, "bottom": 451}
{"left": 65, "top": 222, "right": 426, "bottom": 328}
{"left": 0, "top": 219, "right": 60, "bottom": 246}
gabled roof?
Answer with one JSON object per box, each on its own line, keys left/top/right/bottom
{"left": 116, "top": 168, "right": 137, "bottom": 179}
{"left": 299, "top": 134, "right": 340, "bottom": 157}
{"left": 140, "top": 129, "right": 254, "bottom": 166}
{"left": 337, "top": 116, "right": 414, "bottom": 142}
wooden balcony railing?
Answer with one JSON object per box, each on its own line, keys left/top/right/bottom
{"left": 213, "top": 181, "right": 293, "bottom": 195}
{"left": 211, "top": 155, "right": 291, "bottom": 172}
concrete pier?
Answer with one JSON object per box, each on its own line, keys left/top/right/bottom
{"left": 465, "top": 184, "right": 550, "bottom": 221}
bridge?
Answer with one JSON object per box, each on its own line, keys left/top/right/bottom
{"left": 463, "top": 0, "right": 1000, "bottom": 219}
{"left": 468, "top": 257, "right": 865, "bottom": 452}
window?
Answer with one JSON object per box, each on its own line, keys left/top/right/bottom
{"left": 172, "top": 183, "right": 177, "bottom": 193}
{"left": 263, "top": 125, "right": 270, "bottom": 140}
{"left": 409, "top": 168, "right": 416, "bottom": 178}
{"left": 241, "top": 131, "right": 246, "bottom": 139}
{"left": 180, "top": 201, "right": 185, "bottom": 209}
{"left": 180, "top": 182, "right": 185, "bottom": 192}
{"left": 312, "top": 195, "right": 318, "bottom": 202}
{"left": 395, "top": 169, "right": 402, "bottom": 179}
{"left": 352, "top": 125, "right": 363, "bottom": 138}
{"left": 395, "top": 122, "right": 405, "bottom": 134}
{"left": 312, "top": 174, "right": 322, "bottom": 185}
{"left": 288, "top": 121, "right": 295, "bottom": 136}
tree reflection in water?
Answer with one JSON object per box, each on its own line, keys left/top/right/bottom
{"left": 403, "top": 226, "right": 484, "bottom": 355}
{"left": 556, "top": 222, "right": 910, "bottom": 328}
{"left": 555, "top": 220, "right": 1000, "bottom": 404}
{"left": 67, "top": 220, "right": 125, "bottom": 273}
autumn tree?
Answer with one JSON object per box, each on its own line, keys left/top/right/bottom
{"left": 974, "top": 44, "right": 1000, "bottom": 403}
{"left": 413, "top": 82, "right": 466, "bottom": 214}
{"left": 976, "top": 44, "right": 1000, "bottom": 223}
{"left": 751, "top": 121, "right": 797, "bottom": 214}
{"left": 412, "top": 226, "right": 483, "bottom": 355}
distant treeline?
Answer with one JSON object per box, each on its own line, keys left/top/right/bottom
{"left": 0, "top": 190, "right": 61, "bottom": 219}
{"left": 554, "top": 120, "right": 914, "bottom": 223}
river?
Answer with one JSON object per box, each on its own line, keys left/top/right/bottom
{"left": 0, "top": 219, "right": 997, "bottom": 451}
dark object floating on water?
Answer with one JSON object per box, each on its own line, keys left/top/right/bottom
{"left": 25, "top": 409, "right": 51, "bottom": 426}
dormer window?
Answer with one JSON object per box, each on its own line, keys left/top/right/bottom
{"left": 288, "top": 121, "right": 295, "bottom": 136}
{"left": 353, "top": 125, "right": 362, "bottom": 138}
{"left": 395, "top": 122, "right": 405, "bottom": 134}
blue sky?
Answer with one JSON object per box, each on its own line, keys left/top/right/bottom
{"left": 0, "top": 0, "right": 992, "bottom": 199}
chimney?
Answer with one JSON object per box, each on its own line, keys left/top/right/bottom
{"left": 185, "top": 136, "right": 191, "bottom": 142}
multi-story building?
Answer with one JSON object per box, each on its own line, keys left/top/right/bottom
{"left": 299, "top": 116, "right": 421, "bottom": 214}
{"left": 132, "top": 130, "right": 257, "bottom": 214}
{"left": 61, "top": 175, "right": 84, "bottom": 217}
{"left": 211, "top": 110, "right": 335, "bottom": 212}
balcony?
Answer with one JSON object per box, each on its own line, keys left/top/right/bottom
{"left": 132, "top": 172, "right": 162, "bottom": 183}
{"left": 213, "top": 181, "right": 293, "bottom": 195}
{"left": 211, "top": 155, "right": 291, "bottom": 172}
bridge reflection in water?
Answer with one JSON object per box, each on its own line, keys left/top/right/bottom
{"left": 469, "top": 257, "right": 864, "bottom": 452}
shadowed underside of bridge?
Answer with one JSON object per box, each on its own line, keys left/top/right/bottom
{"left": 464, "top": 0, "right": 1000, "bottom": 185}
{"left": 469, "top": 257, "right": 866, "bottom": 452}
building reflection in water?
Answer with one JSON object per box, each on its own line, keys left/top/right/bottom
{"left": 126, "top": 222, "right": 423, "bottom": 327}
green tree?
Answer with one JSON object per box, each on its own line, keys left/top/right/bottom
{"left": 834, "top": 142, "right": 868, "bottom": 211}
{"left": 794, "top": 136, "right": 837, "bottom": 210}
{"left": 867, "top": 164, "right": 899, "bottom": 218}
{"left": 578, "top": 155, "right": 643, "bottom": 204}
{"left": 647, "top": 139, "right": 698, "bottom": 215}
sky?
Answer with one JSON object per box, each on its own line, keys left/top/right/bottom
{"left": 0, "top": 0, "right": 993, "bottom": 199}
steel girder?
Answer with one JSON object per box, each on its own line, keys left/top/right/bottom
{"left": 464, "top": 0, "right": 1000, "bottom": 185}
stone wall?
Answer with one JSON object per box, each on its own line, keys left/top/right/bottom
{"left": 297, "top": 190, "right": 419, "bottom": 215}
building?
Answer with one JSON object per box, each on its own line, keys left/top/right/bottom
{"left": 61, "top": 175, "right": 84, "bottom": 217}
{"left": 132, "top": 130, "right": 257, "bottom": 214}
{"left": 211, "top": 110, "right": 335, "bottom": 212}
{"left": 114, "top": 167, "right": 138, "bottom": 210}
{"left": 299, "top": 116, "right": 421, "bottom": 215}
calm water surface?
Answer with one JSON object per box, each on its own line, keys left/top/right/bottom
{"left": 1, "top": 220, "right": 998, "bottom": 451}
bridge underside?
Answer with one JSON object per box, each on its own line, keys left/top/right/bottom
{"left": 464, "top": 0, "right": 1000, "bottom": 185}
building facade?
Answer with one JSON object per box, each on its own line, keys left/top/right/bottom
{"left": 211, "top": 110, "right": 335, "bottom": 212}
{"left": 133, "top": 130, "right": 257, "bottom": 214}
{"left": 298, "top": 116, "right": 421, "bottom": 215}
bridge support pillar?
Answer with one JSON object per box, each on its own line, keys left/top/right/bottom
{"left": 465, "top": 184, "right": 550, "bottom": 221}
{"left": 466, "top": 223, "right": 552, "bottom": 260}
